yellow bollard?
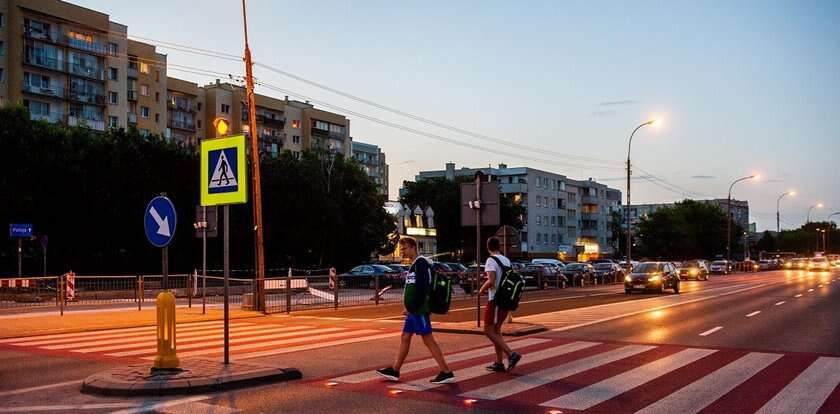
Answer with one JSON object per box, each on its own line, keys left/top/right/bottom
{"left": 153, "top": 290, "right": 181, "bottom": 370}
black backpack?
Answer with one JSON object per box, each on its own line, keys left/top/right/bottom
{"left": 426, "top": 260, "right": 452, "bottom": 315}
{"left": 490, "top": 256, "right": 525, "bottom": 311}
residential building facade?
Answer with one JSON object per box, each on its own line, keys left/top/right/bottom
{"left": 351, "top": 140, "right": 389, "bottom": 198}
{"left": 412, "top": 163, "right": 621, "bottom": 259}
{"left": 381, "top": 201, "right": 437, "bottom": 261}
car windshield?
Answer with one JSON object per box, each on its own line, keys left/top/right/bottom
{"left": 681, "top": 261, "right": 698, "bottom": 267}
{"left": 594, "top": 263, "right": 613, "bottom": 270}
{"left": 634, "top": 263, "right": 663, "bottom": 273}
{"left": 373, "top": 265, "right": 394, "bottom": 273}
{"left": 435, "top": 263, "right": 452, "bottom": 271}
{"left": 712, "top": 261, "right": 727, "bottom": 265}
{"left": 567, "top": 263, "right": 585, "bottom": 270}
{"left": 524, "top": 265, "right": 543, "bottom": 271}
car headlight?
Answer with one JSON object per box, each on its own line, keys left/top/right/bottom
{"left": 624, "top": 275, "right": 632, "bottom": 282}
{"left": 649, "top": 275, "right": 661, "bottom": 282}
{"left": 689, "top": 269, "right": 698, "bottom": 275}
{"left": 785, "top": 263, "right": 791, "bottom": 268}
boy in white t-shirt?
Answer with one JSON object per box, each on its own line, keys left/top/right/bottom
{"left": 478, "top": 237, "right": 522, "bottom": 372}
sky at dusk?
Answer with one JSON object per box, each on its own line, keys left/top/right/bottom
{"left": 77, "top": 0, "right": 840, "bottom": 231}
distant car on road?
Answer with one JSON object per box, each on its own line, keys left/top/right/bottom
{"left": 562, "top": 262, "right": 595, "bottom": 286}
{"left": 679, "top": 260, "right": 710, "bottom": 280}
{"left": 710, "top": 260, "right": 732, "bottom": 275}
{"left": 758, "top": 260, "right": 774, "bottom": 271}
{"left": 593, "top": 262, "right": 624, "bottom": 284}
{"left": 808, "top": 257, "right": 830, "bottom": 272}
{"left": 625, "top": 261, "right": 680, "bottom": 294}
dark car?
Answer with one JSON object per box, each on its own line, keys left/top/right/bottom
{"left": 593, "top": 262, "right": 624, "bottom": 284}
{"left": 385, "top": 263, "right": 409, "bottom": 274}
{"left": 624, "top": 262, "right": 680, "bottom": 294}
{"left": 432, "top": 262, "right": 461, "bottom": 284}
{"left": 339, "top": 264, "right": 401, "bottom": 289}
{"left": 460, "top": 265, "right": 485, "bottom": 294}
{"left": 562, "top": 262, "right": 595, "bottom": 286}
{"left": 520, "top": 264, "right": 565, "bottom": 289}
{"left": 678, "top": 260, "right": 710, "bottom": 281}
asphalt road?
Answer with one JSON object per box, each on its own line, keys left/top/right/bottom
{"left": 0, "top": 269, "right": 836, "bottom": 413}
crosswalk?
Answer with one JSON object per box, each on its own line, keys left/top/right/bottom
{"left": 327, "top": 337, "right": 840, "bottom": 413}
{"left": 0, "top": 320, "right": 399, "bottom": 361}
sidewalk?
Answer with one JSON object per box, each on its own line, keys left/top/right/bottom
{"left": 0, "top": 306, "right": 264, "bottom": 339}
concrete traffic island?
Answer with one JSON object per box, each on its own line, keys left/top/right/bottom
{"left": 81, "top": 358, "right": 302, "bottom": 396}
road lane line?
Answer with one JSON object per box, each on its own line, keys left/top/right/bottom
{"left": 808, "top": 288, "right": 814, "bottom": 292}
{"left": 390, "top": 341, "right": 601, "bottom": 392}
{"left": 0, "top": 379, "right": 82, "bottom": 397}
{"left": 460, "top": 344, "right": 656, "bottom": 401}
{"left": 775, "top": 301, "right": 785, "bottom": 306}
{"left": 40, "top": 324, "right": 285, "bottom": 350}
{"left": 0, "top": 320, "right": 235, "bottom": 343}
{"left": 236, "top": 331, "right": 401, "bottom": 359}
{"left": 755, "top": 357, "right": 840, "bottom": 414}
{"left": 636, "top": 352, "right": 783, "bottom": 414}
{"left": 107, "top": 396, "right": 212, "bottom": 414}
{"left": 11, "top": 322, "right": 254, "bottom": 347}
{"left": 540, "top": 348, "right": 717, "bottom": 410}
{"left": 699, "top": 326, "right": 723, "bottom": 336}
{"left": 795, "top": 294, "right": 803, "bottom": 298}
{"left": 746, "top": 311, "right": 761, "bottom": 317}
{"left": 331, "top": 338, "right": 549, "bottom": 383}
{"left": 376, "top": 292, "right": 619, "bottom": 318}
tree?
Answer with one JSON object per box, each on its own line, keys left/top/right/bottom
{"left": 755, "top": 231, "right": 778, "bottom": 253}
{"left": 635, "top": 199, "right": 740, "bottom": 259}
{"left": 609, "top": 210, "right": 625, "bottom": 256}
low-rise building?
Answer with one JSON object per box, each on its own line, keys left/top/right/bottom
{"left": 382, "top": 201, "right": 437, "bottom": 261}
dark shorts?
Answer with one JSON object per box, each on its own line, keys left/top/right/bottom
{"left": 484, "top": 300, "right": 509, "bottom": 328}
{"left": 403, "top": 313, "right": 433, "bottom": 335}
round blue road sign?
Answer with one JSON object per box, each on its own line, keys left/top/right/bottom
{"left": 144, "top": 196, "right": 177, "bottom": 247}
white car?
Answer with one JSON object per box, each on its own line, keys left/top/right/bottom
{"left": 710, "top": 260, "right": 731, "bottom": 274}
{"left": 532, "top": 258, "right": 564, "bottom": 267}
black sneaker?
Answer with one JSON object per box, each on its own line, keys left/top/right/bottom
{"left": 376, "top": 367, "right": 400, "bottom": 381}
{"left": 507, "top": 352, "right": 522, "bottom": 372}
{"left": 486, "top": 362, "right": 506, "bottom": 372}
{"left": 430, "top": 371, "right": 455, "bottom": 384}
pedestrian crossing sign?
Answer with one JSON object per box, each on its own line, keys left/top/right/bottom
{"left": 200, "top": 135, "right": 247, "bottom": 206}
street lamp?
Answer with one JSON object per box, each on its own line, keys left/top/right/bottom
{"left": 776, "top": 190, "right": 795, "bottom": 233}
{"left": 727, "top": 174, "right": 759, "bottom": 262}
{"left": 806, "top": 203, "right": 823, "bottom": 223}
{"left": 626, "top": 118, "right": 659, "bottom": 274}
{"left": 828, "top": 212, "right": 839, "bottom": 253}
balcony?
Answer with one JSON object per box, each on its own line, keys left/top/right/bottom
{"left": 22, "top": 82, "right": 66, "bottom": 99}
{"left": 67, "top": 115, "right": 105, "bottom": 131}
{"left": 168, "top": 100, "right": 195, "bottom": 113}
{"left": 581, "top": 195, "right": 599, "bottom": 205}
{"left": 23, "top": 25, "right": 61, "bottom": 43}
{"left": 260, "top": 133, "right": 284, "bottom": 146}
{"left": 127, "top": 112, "right": 137, "bottom": 124}
{"left": 69, "top": 63, "right": 105, "bottom": 81}
{"left": 257, "top": 114, "right": 285, "bottom": 127}
{"left": 581, "top": 212, "right": 600, "bottom": 221}
{"left": 581, "top": 228, "right": 599, "bottom": 237}
{"left": 69, "top": 89, "right": 106, "bottom": 106}
{"left": 127, "top": 90, "right": 138, "bottom": 101}
{"left": 29, "top": 111, "right": 64, "bottom": 124}
{"left": 23, "top": 53, "right": 64, "bottom": 72}
{"left": 168, "top": 118, "right": 196, "bottom": 131}
{"left": 499, "top": 183, "right": 528, "bottom": 194}
{"left": 127, "top": 66, "right": 139, "bottom": 78}
{"left": 64, "top": 36, "right": 108, "bottom": 55}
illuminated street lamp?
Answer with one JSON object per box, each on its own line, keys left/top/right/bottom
{"left": 727, "top": 174, "right": 759, "bottom": 261}
{"left": 776, "top": 190, "right": 795, "bottom": 233}
{"left": 806, "top": 203, "right": 823, "bottom": 223}
{"left": 625, "top": 118, "right": 660, "bottom": 273}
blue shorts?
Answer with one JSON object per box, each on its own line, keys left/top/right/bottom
{"left": 403, "top": 313, "right": 433, "bottom": 336}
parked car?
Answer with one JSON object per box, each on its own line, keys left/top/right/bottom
{"left": 385, "top": 263, "right": 409, "bottom": 274}
{"left": 624, "top": 261, "right": 681, "bottom": 294}
{"left": 562, "top": 262, "right": 595, "bottom": 286}
{"left": 710, "top": 260, "right": 732, "bottom": 275}
{"left": 758, "top": 260, "right": 774, "bottom": 271}
{"left": 532, "top": 258, "right": 564, "bottom": 267}
{"left": 808, "top": 257, "right": 830, "bottom": 272}
{"left": 520, "top": 264, "right": 564, "bottom": 289}
{"left": 460, "top": 265, "right": 485, "bottom": 294}
{"left": 339, "top": 264, "right": 401, "bottom": 289}
{"left": 679, "top": 260, "right": 710, "bottom": 280}
{"left": 593, "top": 262, "right": 624, "bottom": 284}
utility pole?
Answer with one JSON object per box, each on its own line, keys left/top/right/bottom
{"left": 242, "top": 0, "right": 266, "bottom": 311}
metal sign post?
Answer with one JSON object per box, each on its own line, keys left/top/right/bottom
{"left": 460, "top": 173, "right": 500, "bottom": 328}
{"left": 200, "top": 134, "right": 248, "bottom": 365}
{"left": 10, "top": 224, "right": 33, "bottom": 277}
{"left": 144, "top": 194, "right": 179, "bottom": 371}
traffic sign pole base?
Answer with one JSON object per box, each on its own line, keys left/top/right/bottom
{"left": 153, "top": 290, "right": 180, "bottom": 370}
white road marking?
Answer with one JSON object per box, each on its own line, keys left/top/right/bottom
{"left": 818, "top": 284, "right": 824, "bottom": 287}
{"left": 774, "top": 301, "right": 786, "bottom": 306}
{"left": 391, "top": 341, "right": 601, "bottom": 392}
{"left": 0, "top": 320, "right": 233, "bottom": 344}
{"left": 756, "top": 357, "right": 840, "bottom": 414}
{"left": 108, "top": 396, "right": 211, "bottom": 414}
{"left": 0, "top": 403, "right": 137, "bottom": 412}
{"left": 40, "top": 324, "right": 283, "bottom": 350}
{"left": 795, "top": 294, "right": 803, "bottom": 298}
{"left": 540, "top": 348, "right": 717, "bottom": 410}
{"left": 636, "top": 352, "right": 783, "bottom": 414}
{"left": 0, "top": 379, "right": 82, "bottom": 397}
{"left": 11, "top": 322, "right": 254, "bottom": 347}
{"left": 746, "top": 311, "right": 761, "bottom": 317}
{"left": 808, "top": 288, "right": 814, "bottom": 292}
{"left": 236, "top": 331, "right": 402, "bottom": 359}
{"left": 331, "top": 338, "right": 549, "bottom": 383}
{"left": 699, "top": 326, "right": 723, "bottom": 336}
{"left": 460, "top": 344, "right": 656, "bottom": 401}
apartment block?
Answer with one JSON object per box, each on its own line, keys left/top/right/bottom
{"left": 622, "top": 199, "right": 750, "bottom": 231}
{"left": 126, "top": 38, "right": 165, "bottom": 136}
{"left": 165, "top": 76, "right": 203, "bottom": 146}
{"left": 351, "top": 140, "right": 389, "bottom": 198}
{"left": 413, "top": 163, "right": 621, "bottom": 260}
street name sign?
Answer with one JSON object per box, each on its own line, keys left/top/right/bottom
{"left": 144, "top": 196, "right": 177, "bottom": 247}
{"left": 9, "top": 223, "right": 33, "bottom": 238}
{"left": 200, "top": 135, "right": 248, "bottom": 206}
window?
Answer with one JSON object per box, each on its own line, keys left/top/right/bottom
{"left": 155, "top": 113, "right": 160, "bottom": 123}
{"left": 292, "top": 135, "right": 300, "bottom": 144}
{"left": 25, "top": 99, "right": 50, "bottom": 115}
{"left": 108, "top": 91, "right": 118, "bottom": 104}
{"left": 109, "top": 116, "right": 118, "bottom": 128}
{"left": 544, "top": 216, "right": 549, "bottom": 227}
{"left": 108, "top": 42, "right": 118, "bottom": 56}
{"left": 551, "top": 234, "right": 556, "bottom": 244}
{"left": 292, "top": 119, "right": 300, "bottom": 128}
{"left": 139, "top": 62, "right": 149, "bottom": 74}
{"left": 551, "top": 216, "right": 556, "bottom": 227}
{"left": 141, "top": 106, "right": 150, "bottom": 118}
{"left": 536, "top": 216, "right": 542, "bottom": 226}
{"left": 108, "top": 67, "right": 118, "bottom": 80}
{"left": 0, "top": 68, "right": 4, "bottom": 83}
{"left": 221, "top": 103, "right": 230, "bottom": 113}
{"left": 140, "top": 84, "right": 149, "bottom": 96}
{"left": 552, "top": 180, "right": 556, "bottom": 190}
{"left": 155, "top": 92, "right": 159, "bottom": 102}
{"left": 196, "top": 102, "right": 202, "bottom": 111}
{"left": 0, "top": 13, "right": 4, "bottom": 28}
{"left": 197, "top": 119, "right": 202, "bottom": 129}
{"left": 536, "top": 196, "right": 541, "bottom": 207}
{"left": 139, "top": 128, "right": 149, "bottom": 137}
{"left": 24, "top": 72, "right": 50, "bottom": 87}
{"left": 155, "top": 70, "right": 160, "bottom": 82}
{"left": 0, "top": 41, "right": 4, "bottom": 56}
{"left": 537, "top": 233, "right": 542, "bottom": 243}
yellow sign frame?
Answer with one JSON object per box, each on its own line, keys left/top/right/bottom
{"left": 200, "top": 135, "right": 248, "bottom": 206}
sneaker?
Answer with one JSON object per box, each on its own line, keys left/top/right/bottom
{"left": 430, "top": 371, "right": 455, "bottom": 384}
{"left": 507, "top": 352, "right": 522, "bottom": 372}
{"left": 486, "top": 362, "right": 506, "bottom": 372}
{"left": 376, "top": 367, "right": 400, "bottom": 381}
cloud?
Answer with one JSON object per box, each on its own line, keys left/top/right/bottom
{"left": 762, "top": 179, "right": 784, "bottom": 183}
{"left": 690, "top": 175, "right": 717, "bottom": 179}
{"left": 597, "top": 100, "right": 638, "bottom": 107}
{"left": 590, "top": 110, "right": 618, "bottom": 117}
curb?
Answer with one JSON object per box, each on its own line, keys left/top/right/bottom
{"left": 81, "top": 361, "right": 302, "bottom": 397}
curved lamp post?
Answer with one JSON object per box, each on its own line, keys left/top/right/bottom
{"left": 776, "top": 191, "right": 795, "bottom": 233}
{"left": 727, "top": 175, "right": 759, "bottom": 261}
{"left": 625, "top": 119, "right": 658, "bottom": 274}
{"left": 806, "top": 203, "right": 823, "bottom": 223}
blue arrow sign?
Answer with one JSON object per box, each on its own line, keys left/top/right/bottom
{"left": 144, "top": 196, "right": 177, "bottom": 247}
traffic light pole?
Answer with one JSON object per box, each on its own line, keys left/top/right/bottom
{"left": 242, "top": 0, "right": 266, "bottom": 312}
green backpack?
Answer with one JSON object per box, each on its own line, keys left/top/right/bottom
{"left": 427, "top": 260, "right": 453, "bottom": 314}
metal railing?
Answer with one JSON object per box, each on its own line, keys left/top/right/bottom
{"left": 22, "top": 82, "right": 66, "bottom": 99}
